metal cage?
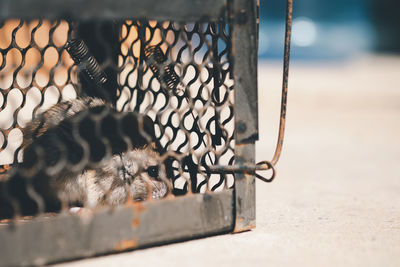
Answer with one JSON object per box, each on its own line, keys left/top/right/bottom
{"left": 0, "top": 0, "right": 292, "bottom": 265}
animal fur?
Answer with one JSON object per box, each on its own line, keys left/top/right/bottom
{"left": 0, "top": 97, "right": 168, "bottom": 218}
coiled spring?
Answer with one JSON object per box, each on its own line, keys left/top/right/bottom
{"left": 65, "top": 39, "right": 108, "bottom": 85}
{"left": 144, "top": 45, "right": 182, "bottom": 95}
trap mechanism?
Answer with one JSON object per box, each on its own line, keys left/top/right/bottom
{"left": 0, "top": 0, "right": 292, "bottom": 265}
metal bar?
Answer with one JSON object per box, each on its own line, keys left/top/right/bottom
{"left": 134, "top": 22, "right": 146, "bottom": 112}
{"left": 211, "top": 23, "right": 223, "bottom": 146}
{"left": 209, "top": 161, "right": 275, "bottom": 183}
{"left": 231, "top": 0, "right": 258, "bottom": 232}
{"left": 209, "top": 162, "right": 272, "bottom": 173}
{"left": 0, "top": 190, "right": 234, "bottom": 266}
{"left": 232, "top": 144, "right": 256, "bottom": 232}
{"left": 0, "top": 0, "right": 227, "bottom": 22}
{"left": 231, "top": 0, "right": 259, "bottom": 144}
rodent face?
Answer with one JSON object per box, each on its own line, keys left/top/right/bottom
{"left": 63, "top": 144, "right": 168, "bottom": 208}
{"left": 82, "top": 145, "right": 168, "bottom": 207}
{"left": 117, "top": 147, "right": 168, "bottom": 201}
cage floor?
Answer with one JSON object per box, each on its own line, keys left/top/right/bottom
{"left": 52, "top": 54, "right": 400, "bottom": 267}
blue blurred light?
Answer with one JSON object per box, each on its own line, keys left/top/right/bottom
{"left": 292, "top": 17, "right": 317, "bottom": 47}
{"left": 258, "top": 0, "right": 374, "bottom": 60}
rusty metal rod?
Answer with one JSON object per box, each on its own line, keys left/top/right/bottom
{"left": 208, "top": 161, "right": 276, "bottom": 182}
{"left": 243, "top": 0, "right": 293, "bottom": 183}
{"left": 270, "top": 0, "right": 292, "bottom": 167}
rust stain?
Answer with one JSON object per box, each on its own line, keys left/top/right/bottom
{"left": 233, "top": 223, "right": 255, "bottom": 233}
{"left": 132, "top": 217, "right": 140, "bottom": 227}
{"left": 133, "top": 202, "right": 146, "bottom": 214}
{"left": 124, "top": 195, "right": 136, "bottom": 206}
{"left": 124, "top": 198, "right": 146, "bottom": 215}
{"left": 114, "top": 238, "right": 138, "bottom": 251}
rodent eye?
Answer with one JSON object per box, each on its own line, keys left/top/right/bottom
{"left": 146, "top": 165, "right": 159, "bottom": 179}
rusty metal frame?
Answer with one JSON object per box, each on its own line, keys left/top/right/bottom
{"left": 230, "top": 0, "right": 258, "bottom": 232}
{"left": 0, "top": 0, "right": 227, "bottom": 22}
{"left": 0, "top": 191, "right": 234, "bottom": 266}
{"left": 224, "top": 0, "right": 292, "bottom": 231}
{"left": 0, "top": 0, "right": 293, "bottom": 264}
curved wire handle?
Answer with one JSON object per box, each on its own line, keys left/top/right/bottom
{"left": 255, "top": 0, "right": 293, "bottom": 182}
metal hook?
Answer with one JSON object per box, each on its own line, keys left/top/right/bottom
{"left": 257, "top": 0, "right": 292, "bottom": 182}
{"left": 255, "top": 161, "right": 276, "bottom": 182}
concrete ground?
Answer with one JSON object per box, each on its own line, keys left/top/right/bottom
{"left": 55, "top": 54, "right": 400, "bottom": 267}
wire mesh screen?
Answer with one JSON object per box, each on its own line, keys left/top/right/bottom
{"left": 0, "top": 17, "right": 235, "bottom": 219}
{"left": 117, "top": 20, "right": 235, "bottom": 194}
{"left": 0, "top": 20, "right": 76, "bottom": 164}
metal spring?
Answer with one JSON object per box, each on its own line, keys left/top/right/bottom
{"left": 144, "top": 45, "right": 181, "bottom": 94}
{"left": 65, "top": 39, "right": 108, "bottom": 85}
{"left": 144, "top": 44, "right": 216, "bottom": 170}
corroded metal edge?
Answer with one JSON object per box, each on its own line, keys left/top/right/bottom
{"left": 0, "top": 0, "right": 227, "bottom": 21}
{"left": 0, "top": 190, "right": 234, "bottom": 266}
{"left": 231, "top": 0, "right": 259, "bottom": 145}
{"left": 231, "top": 0, "right": 258, "bottom": 232}
{"left": 232, "top": 144, "right": 256, "bottom": 232}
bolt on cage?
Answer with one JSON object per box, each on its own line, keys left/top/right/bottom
{"left": 0, "top": 0, "right": 292, "bottom": 265}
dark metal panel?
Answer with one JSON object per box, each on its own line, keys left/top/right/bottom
{"left": 231, "top": 0, "right": 258, "bottom": 232}
{"left": 231, "top": 0, "right": 259, "bottom": 144}
{"left": 0, "top": 190, "right": 234, "bottom": 266}
{"left": 0, "top": 0, "right": 227, "bottom": 21}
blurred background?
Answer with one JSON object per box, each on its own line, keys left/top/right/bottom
{"left": 259, "top": 0, "right": 400, "bottom": 59}
{"left": 254, "top": 0, "right": 400, "bottom": 265}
